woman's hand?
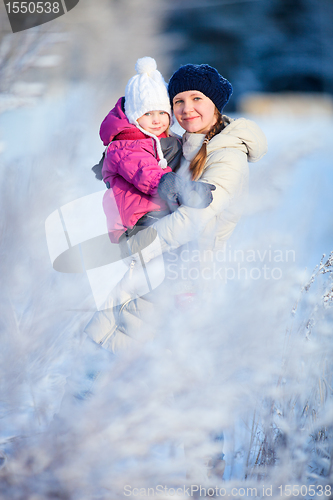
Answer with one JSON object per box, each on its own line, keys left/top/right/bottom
{"left": 158, "top": 172, "right": 216, "bottom": 210}
{"left": 180, "top": 179, "right": 216, "bottom": 208}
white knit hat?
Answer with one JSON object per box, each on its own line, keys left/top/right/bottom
{"left": 125, "top": 57, "right": 171, "bottom": 168}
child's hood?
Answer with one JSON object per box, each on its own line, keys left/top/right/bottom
{"left": 100, "top": 97, "right": 135, "bottom": 146}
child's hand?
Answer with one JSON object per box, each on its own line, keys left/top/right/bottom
{"left": 157, "top": 172, "right": 183, "bottom": 211}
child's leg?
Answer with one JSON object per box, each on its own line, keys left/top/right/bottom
{"left": 101, "top": 249, "right": 165, "bottom": 310}
{"left": 85, "top": 213, "right": 166, "bottom": 349}
{"left": 102, "top": 213, "right": 167, "bottom": 310}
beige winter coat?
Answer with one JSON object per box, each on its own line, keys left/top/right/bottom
{"left": 84, "top": 115, "right": 267, "bottom": 351}
{"left": 128, "top": 115, "right": 268, "bottom": 261}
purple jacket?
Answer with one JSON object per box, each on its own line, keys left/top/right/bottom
{"left": 100, "top": 97, "right": 172, "bottom": 242}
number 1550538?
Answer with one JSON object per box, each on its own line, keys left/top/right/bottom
{"left": 5, "top": 2, "right": 60, "bottom": 14}
{"left": 278, "top": 485, "right": 331, "bottom": 496}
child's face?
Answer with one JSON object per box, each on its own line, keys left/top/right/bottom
{"left": 137, "top": 110, "right": 169, "bottom": 136}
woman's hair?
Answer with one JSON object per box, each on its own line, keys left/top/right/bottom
{"left": 189, "top": 108, "right": 224, "bottom": 180}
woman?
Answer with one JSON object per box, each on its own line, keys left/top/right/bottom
{"left": 85, "top": 63, "right": 267, "bottom": 351}
{"left": 83, "top": 62, "right": 267, "bottom": 480}
{"left": 134, "top": 64, "right": 266, "bottom": 257}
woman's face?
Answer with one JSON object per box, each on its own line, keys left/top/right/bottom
{"left": 172, "top": 90, "right": 217, "bottom": 134}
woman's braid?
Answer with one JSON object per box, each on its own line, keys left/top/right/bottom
{"left": 206, "top": 111, "right": 224, "bottom": 142}
{"left": 189, "top": 109, "right": 224, "bottom": 180}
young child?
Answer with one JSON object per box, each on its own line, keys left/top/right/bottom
{"left": 99, "top": 57, "right": 214, "bottom": 244}
{"left": 100, "top": 57, "right": 181, "bottom": 243}
{"left": 85, "top": 58, "right": 217, "bottom": 349}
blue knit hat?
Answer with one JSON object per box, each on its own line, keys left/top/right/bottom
{"left": 168, "top": 63, "right": 233, "bottom": 112}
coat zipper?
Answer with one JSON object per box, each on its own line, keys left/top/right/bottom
{"left": 98, "top": 298, "right": 133, "bottom": 347}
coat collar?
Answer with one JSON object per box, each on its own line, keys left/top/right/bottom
{"left": 182, "top": 132, "right": 206, "bottom": 161}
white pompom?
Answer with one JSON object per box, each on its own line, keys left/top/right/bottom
{"left": 158, "top": 158, "right": 168, "bottom": 169}
{"left": 135, "top": 57, "right": 157, "bottom": 75}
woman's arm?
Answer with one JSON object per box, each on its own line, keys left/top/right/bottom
{"left": 127, "top": 149, "right": 247, "bottom": 261}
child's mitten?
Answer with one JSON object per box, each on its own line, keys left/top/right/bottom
{"left": 157, "top": 172, "right": 182, "bottom": 211}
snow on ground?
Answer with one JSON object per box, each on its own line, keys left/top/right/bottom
{"left": 1, "top": 86, "right": 333, "bottom": 496}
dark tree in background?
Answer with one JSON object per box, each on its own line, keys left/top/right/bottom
{"left": 164, "top": 0, "right": 333, "bottom": 110}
